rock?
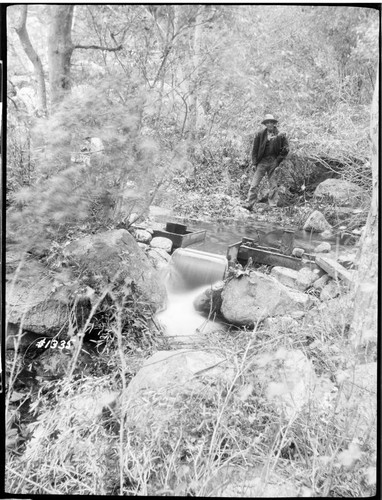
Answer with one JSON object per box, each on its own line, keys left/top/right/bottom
{"left": 220, "top": 271, "right": 313, "bottom": 326}
{"left": 320, "top": 280, "right": 341, "bottom": 300}
{"left": 313, "top": 274, "right": 330, "bottom": 291}
{"left": 315, "top": 242, "right": 331, "bottom": 253}
{"left": 291, "top": 310, "right": 305, "bottom": 320}
{"left": 337, "top": 252, "right": 357, "bottom": 269}
{"left": 250, "top": 349, "right": 317, "bottom": 418}
{"left": 296, "top": 267, "right": 318, "bottom": 291}
{"left": 146, "top": 247, "right": 171, "bottom": 272}
{"left": 320, "top": 229, "right": 333, "bottom": 239}
{"left": 133, "top": 229, "right": 152, "bottom": 244}
{"left": 6, "top": 260, "right": 90, "bottom": 337}
{"left": 303, "top": 210, "right": 332, "bottom": 233}
{"left": 137, "top": 242, "right": 148, "bottom": 250}
{"left": 292, "top": 247, "right": 304, "bottom": 258}
{"left": 314, "top": 178, "right": 366, "bottom": 208}
{"left": 118, "top": 350, "right": 235, "bottom": 432}
{"left": 205, "top": 465, "right": 298, "bottom": 497}
{"left": 193, "top": 281, "right": 224, "bottom": 315}
{"left": 335, "top": 362, "right": 376, "bottom": 447}
{"left": 271, "top": 266, "right": 299, "bottom": 289}
{"left": 150, "top": 236, "right": 173, "bottom": 253}
{"left": 270, "top": 266, "right": 316, "bottom": 292}
{"left": 6, "top": 324, "right": 45, "bottom": 350}
{"left": 128, "top": 212, "right": 139, "bottom": 224}
{"left": 65, "top": 389, "right": 118, "bottom": 425}
{"left": 63, "top": 229, "right": 167, "bottom": 312}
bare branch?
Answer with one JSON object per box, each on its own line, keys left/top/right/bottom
{"left": 73, "top": 44, "right": 123, "bottom": 52}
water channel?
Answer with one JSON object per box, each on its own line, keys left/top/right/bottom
{"left": 155, "top": 218, "right": 351, "bottom": 341}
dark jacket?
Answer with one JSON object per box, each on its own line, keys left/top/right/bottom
{"left": 251, "top": 127, "right": 289, "bottom": 166}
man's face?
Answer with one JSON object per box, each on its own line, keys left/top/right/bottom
{"left": 265, "top": 121, "right": 276, "bottom": 132}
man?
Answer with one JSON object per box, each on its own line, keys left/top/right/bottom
{"left": 243, "top": 114, "right": 289, "bottom": 210}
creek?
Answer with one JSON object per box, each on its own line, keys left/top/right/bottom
{"left": 155, "top": 220, "right": 349, "bottom": 340}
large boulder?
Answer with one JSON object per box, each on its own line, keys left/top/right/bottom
{"left": 303, "top": 210, "right": 332, "bottom": 233}
{"left": 118, "top": 349, "right": 234, "bottom": 432}
{"left": 6, "top": 260, "right": 90, "bottom": 338}
{"left": 220, "top": 271, "right": 313, "bottom": 326}
{"left": 249, "top": 348, "right": 335, "bottom": 418}
{"left": 314, "top": 178, "right": 366, "bottom": 207}
{"left": 63, "top": 229, "right": 167, "bottom": 312}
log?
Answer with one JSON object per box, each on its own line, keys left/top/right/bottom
{"left": 315, "top": 255, "right": 354, "bottom": 286}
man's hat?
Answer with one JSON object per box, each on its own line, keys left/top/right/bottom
{"left": 261, "top": 114, "right": 278, "bottom": 125}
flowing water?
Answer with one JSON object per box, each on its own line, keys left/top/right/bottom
{"left": 156, "top": 248, "right": 228, "bottom": 340}
{"left": 155, "top": 218, "right": 350, "bottom": 340}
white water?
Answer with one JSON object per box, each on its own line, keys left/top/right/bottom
{"left": 156, "top": 249, "right": 228, "bottom": 339}
{"left": 156, "top": 285, "right": 213, "bottom": 339}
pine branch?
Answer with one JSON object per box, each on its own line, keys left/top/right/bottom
{"left": 73, "top": 43, "right": 123, "bottom": 52}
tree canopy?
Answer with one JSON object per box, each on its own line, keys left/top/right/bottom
{"left": 6, "top": 4, "right": 379, "bottom": 240}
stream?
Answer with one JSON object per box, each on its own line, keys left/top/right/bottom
{"left": 155, "top": 219, "right": 350, "bottom": 340}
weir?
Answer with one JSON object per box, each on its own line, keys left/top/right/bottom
{"left": 166, "top": 248, "right": 228, "bottom": 291}
{"left": 157, "top": 248, "right": 228, "bottom": 340}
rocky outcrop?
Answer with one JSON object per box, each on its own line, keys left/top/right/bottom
{"left": 303, "top": 210, "right": 332, "bottom": 233}
{"left": 220, "top": 271, "right": 313, "bottom": 326}
{"left": 63, "top": 229, "right": 167, "bottom": 311}
{"left": 314, "top": 178, "right": 366, "bottom": 207}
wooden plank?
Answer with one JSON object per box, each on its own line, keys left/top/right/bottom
{"left": 315, "top": 255, "right": 354, "bottom": 285}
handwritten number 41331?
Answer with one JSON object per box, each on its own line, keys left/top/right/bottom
{"left": 35, "top": 338, "right": 73, "bottom": 349}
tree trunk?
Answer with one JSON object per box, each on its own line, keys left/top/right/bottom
{"left": 350, "top": 71, "right": 378, "bottom": 363}
{"left": 14, "top": 5, "right": 47, "bottom": 115}
{"left": 47, "top": 5, "right": 74, "bottom": 110}
{"left": 188, "top": 7, "right": 203, "bottom": 144}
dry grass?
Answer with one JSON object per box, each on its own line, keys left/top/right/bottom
{"left": 5, "top": 267, "right": 376, "bottom": 497}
